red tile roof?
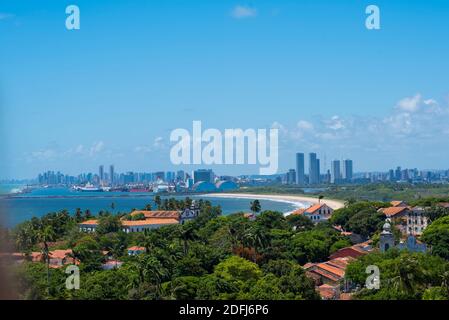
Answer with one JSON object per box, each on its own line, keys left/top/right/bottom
{"left": 128, "top": 246, "right": 145, "bottom": 251}
{"left": 79, "top": 219, "right": 99, "bottom": 225}
{"left": 122, "top": 218, "right": 179, "bottom": 226}
{"left": 317, "top": 284, "right": 338, "bottom": 300}
{"left": 306, "top": 203, "right": 326, "bottom": 214}
{"left": 380, "top": 206, "right": 409, "bottom": 217}
{"left": 130, "top": 210, "right": 180, "bottom": 219}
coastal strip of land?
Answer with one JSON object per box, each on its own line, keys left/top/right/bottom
{"left": 203, "top": 193, "right": 345, "bottom": 213}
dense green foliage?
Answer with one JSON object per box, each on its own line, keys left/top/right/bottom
{"left": 9, "top": 198, "right": 332, "bottom": 300}
{"left": 422, "top": 216, "right": 449, "bottom": 260}
{"left": 8, "top": 195, "right": 449, "bottom": 300}
{"left": 345, "top": 249, "right": 449, "bottom": 300}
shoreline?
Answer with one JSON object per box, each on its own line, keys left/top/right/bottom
{"left": 202, "top": 193, "right": 345, "bottom": 215}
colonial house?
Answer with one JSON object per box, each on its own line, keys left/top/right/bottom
{"left": 127, "top": 246, "right": 146, "bottom": 256}
{"left": 378, "top": 206, "right": 410, "bottom": 235}
{"left": 304, "top": 242, "right": 373, "bottom": 300}
{"left": 121, "top": 218, "right": 179, "bottom": 233}
{"left": 28, "top": 249, "right": 78, "bottom": 268}
{"left": 390, "top": 200, "right": 408, "bottom": 207}
{"left": 291, "top": 203, "right": 334, "bottom": 223}
{"left": 304, "top": 256, "right": 353, "bottom": 287}
{"left": 406, "top": 207, "right": 428, "bottom": 236}
{"left": 378, "top": 205, "right": 429, "bottom": 236}
{"left": 329, "top": 242, "right": 372, "bottom": 260}
{"left": 380, "top": 219, "right": 427, "bottom": 253}
{"left": 79, "top": 208, "right": 200, "bottom": 233}
{"left": 78, "top": 219, "right": 100, "bottom": 232}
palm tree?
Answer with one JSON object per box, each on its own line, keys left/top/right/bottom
{"left": 75, "top": 208, "right": 83, "bottom": 222}
{"left": 250, "top": 200, "right": 261, "bottom": 214}
{"left": 84, "top": 209, "right": 92, "bottom": 220}
{"left": 143, "top": 203, "right": 152, "bottom": 211}
{"left": 37, "top": 224, "right": 56, "bottom": 292}
{"left": 244, "top": 226, "right": 268, "bottom": 263}
{"left": 391, "top": 255, "right": 424, "bottom": 296}
{"left": 318, "top": 195, "right": 324, "bottom": 204}
{"left": 180, "top": 224, "right": 197, "bottom": 256}
{"left": 154, "top": 196, "right": 162, "bottom": 210}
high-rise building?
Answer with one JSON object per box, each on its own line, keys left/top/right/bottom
{"left": 109, "top": 165, "right": 114, "bottom": 185}
{"left": 193, "top": 169, "right": 214, "bottom": 184}
{"left": 296, "top": 153, "right": 305, "bottom": 186}
{"left": 331, "top": 160, "right": 341, "bottom": 184}
{"left": 176, "top": 170, "right": 185, "bottom": 182}
{"left": 286, "top": 169, "right": 296, "bottom": 185}
{"left": 154, "top": 171, "right": 165, "bottom": 182}
{"left": 342, "top": 159, "right": 353, "bottom": 182}
{"left": 309, "top": 153, "right": 320, "bottom": 185}
{"left": 395, "top": 166, "right": 402, "bottom": 181}
{"left": 99, "top": 165, "right": 104, "bottom": 183}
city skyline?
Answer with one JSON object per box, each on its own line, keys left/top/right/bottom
{"left": 1, "top": 1, "right": 449, "bottom": 179}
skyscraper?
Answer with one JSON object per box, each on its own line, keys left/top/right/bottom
{"left": 99, "top": 165, "right": 104, "bottom": 183}
{"left": 296, "top": 153, "right": 305, "bottom": 186}
{"left": 331, "top": 160, "right": 341, "bottom": 184}
{"left": 193, "top": 169, "right": 214, "bottom": 184}
{"left": 109, "top": 165, "right": 114, "bottom": 185}
{"left": 342, "top": 159, "right": 353, "bottom": 182}
{"left": 286, "top": 169, "right": 296, "bottom": 185}
{"left": 309, "top": 153, "right": 320, "bottom": 185}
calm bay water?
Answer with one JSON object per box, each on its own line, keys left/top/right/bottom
{"left": 0, "top": 187, "right": 299, "bottom": 228}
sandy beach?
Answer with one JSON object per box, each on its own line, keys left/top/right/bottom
{"left": 203, "top": 193, "right": 345, "bottom": 214}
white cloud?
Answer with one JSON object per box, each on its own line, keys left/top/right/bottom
{"left": 325, "top": 116, "right": 345, "bottom": 130}
{"left": 396, "top": 93, "right": 422, "bottom": 113}
{"left": 134, "top": 137, "right": 167, "bottom": 154}
{"left": 282, "top": 94, "right": 449, "bottom": 161}
{"left": 297, "top": 120, "right": 314, "bottom": 131}
{"left": 89, "top": 141, "right": 105, "bottom": 156}
{"left": 231, "top": 5, "right": 257, "bottom": 19}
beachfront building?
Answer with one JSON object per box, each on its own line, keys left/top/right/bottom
{"left": 291, "top": 203, "right": 334, "bottom": 222}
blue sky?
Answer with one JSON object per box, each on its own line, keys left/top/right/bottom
{"left": 1, "top": 0, "right": 449, "bottom": 179}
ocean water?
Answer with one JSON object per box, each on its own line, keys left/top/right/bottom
{"left": 0, "top": 187, "right": 300, "bottom": 228}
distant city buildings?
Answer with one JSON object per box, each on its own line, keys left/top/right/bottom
{"left": 342, "top": 160, "right": 353, "bottom": 181}
{"left": 193, "top": 169, "right": 214, "bottom": 184}
{"left": 296, "top": 153, "right": 305, "bottom": 186}
{"left": 331, "top": 160, "right": 341, "bottom": 184}
{"left": 309, "top": 153, "right": 320, "bottom": 185}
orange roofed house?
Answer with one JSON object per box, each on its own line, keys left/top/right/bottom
{"left": 291, "top": 203, "right": 334, "bottom": 223}
{"left": 79, "top": 210, "right": 189, "bottom": 233}
{"left": 378, "top": 203, "right": 428, "bottom": 236}
{"left": 304, "top": 242, "right": 372, "bottom": 300}
{"left": 29, "top": 249, "right": 78, "bottom": 268}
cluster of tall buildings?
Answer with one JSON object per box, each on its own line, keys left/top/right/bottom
{"left": 285, "top": 153, "right": 354, "bottom": 185}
